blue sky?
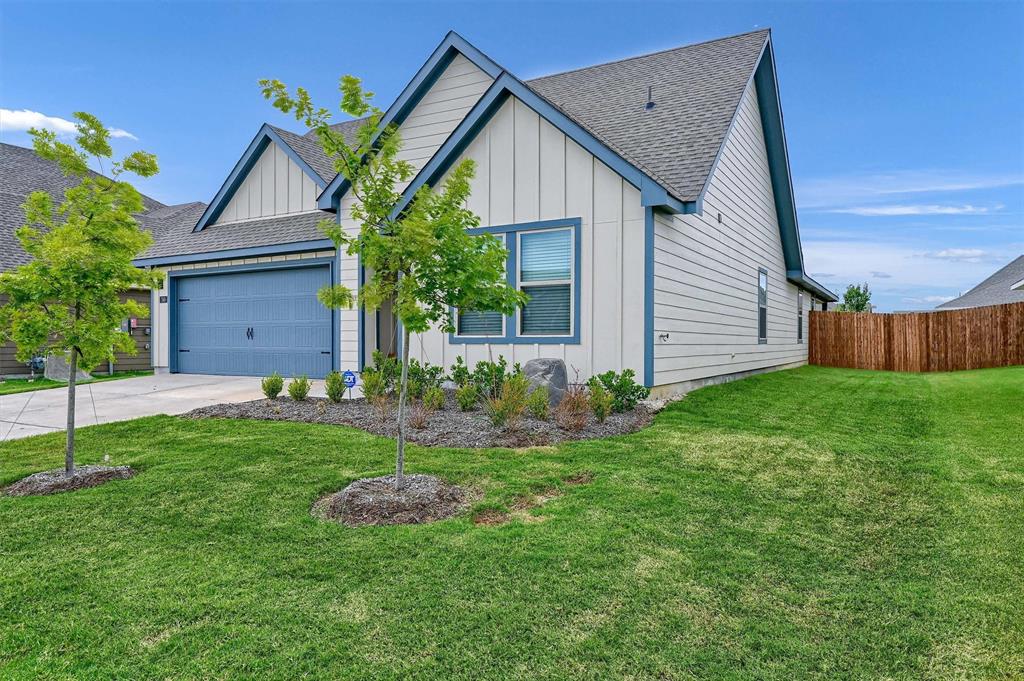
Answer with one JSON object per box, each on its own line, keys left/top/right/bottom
{"left": 1, "top": 1, "right": 1022, "bottom": 310}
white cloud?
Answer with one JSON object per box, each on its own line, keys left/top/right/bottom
{"left": 924, "top": 295, "right": 955, "bottom": 303}
{"left": 0, "top": 108, "right": 137, "bottom": 140}
{"left": 796, "top": 170, "right": 1024, "bottom": 210}
{"left": 871, "top": 271, "right": 892, "bottom": 278}
{"left": 828, "top": 204, "right": 999, "bottom": 216}
{"left": 925, "top": 248, "right": 990, "bottom": 263}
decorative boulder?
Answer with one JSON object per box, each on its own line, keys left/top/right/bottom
{"left": 523, "top": 358, "right": 568, "bottom": 407}
{"left": 44, "top": 352, "right": 92, "bottom": 383}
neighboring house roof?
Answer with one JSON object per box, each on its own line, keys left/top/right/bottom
{"left": 526, "top": 29, "right": 768, "bottom": 204}
{"left": 0, "top": 142, "right": 191, "bottom": 273}
{"left": 935, "top": 256, "right": 1024, "bottom": 309}
{"left": 140, "top": 211, "right": 329, "bottom": 264}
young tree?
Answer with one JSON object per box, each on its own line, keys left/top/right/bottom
{"left": 261, "top": 76, "right": 525, "bottom": 488}
{"left": 837, "top": 283, "right": 872, "bottom": 312}
{"left": 0, "top": 114, "right": 162, "bottom": 475}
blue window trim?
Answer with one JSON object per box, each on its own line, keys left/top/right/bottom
{"left": 449, "top": 218, "right": 581, "bottom": 345}
{"left": 194, "top": 124, "right": 329, "bottom": 232}
{"left": 166, "top": 257, "right": 339, "bottom": 374}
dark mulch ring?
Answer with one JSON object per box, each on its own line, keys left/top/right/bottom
{"left": 312, "top": 474, "right": 470, "bottom": 527}
{"left": 3, "top": 465, "right": 136, "bottom": 497}
{"left": 183, "top": 390, "right": 654, "bottom": 448}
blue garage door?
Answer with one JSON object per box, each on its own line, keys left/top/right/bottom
{"left": 175, "top": 266, "right": 333, "bottom": 378}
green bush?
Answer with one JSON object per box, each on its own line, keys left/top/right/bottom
{"left": 449, "top": 356, "right": 471, "bottom": 387}
{"left": 408, "top": 358, "right": 445, "bottom": 394}
{"left": 423, "top": 385, "right": 446, "bottom": 411}
{"left": 261, "top": 372, "right": 284, "bottom": 400}
{"left": 371, "top": 350, "right": 399, "bottom": 394}
{"left": 554, "top": 384, "right": 589, "bottom": 432}
{"left": 485, "top": 374, "right": 529, "bottom": 428}
{"left": 455, "top": 383, "right": 479, "bottom": 411}
{"left": 588, "top": 369, "right": 650, "bottom": 412}
{"left": 527, "top": 385, "right": 549, "bottom": 420}
{"left": 288, "top": 375, "right": 311, "bottom": 401}
{"left": 324, "top": 371, "right": 345, "bottom": 403}
{"left": 589, "top": 382, "right": 613, "bottom": 423}
{"left": 361, "top": 369, "right": 386, "bottom": 402}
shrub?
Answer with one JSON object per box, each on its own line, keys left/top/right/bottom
{"left": 324, "top": 371, "right": 345, "bottom": 403}
{"left": 408, "top": 401, "right": 429, "bottom": 429}
{"left": 588, "top": 369, "right": 650, "bottom": 412}
{"left": 406, "top": 378, "right": 423, "bottom": 401}
{"left": 288, "top": 375, "right": 311, "bottom": 401}
{"left": 408, "top": 358, "right": 445, "bottom": 394}
{"left": 449, "top": 355, "right": 471, "bottom": 387}
{"left": 472, "top": 356, "right": 509, "bottom": 400}
{"left": 555, "top": 384, "right": 589, "bottom": 432}
{"left": 423, "top": 385, "right": 446, "bottom": 412}
{"left": 261, "top": 372, "right": 284, "bottom": 400}
{"left": 589, "top": 383, "right": 613, "bottom": 423}
{"left": 485, "top": 374, "right": 528, "bottom": 429}
{"left": 371, "top": 350, "right": 400, "bottom": 394}
{"left": 361, "top": 369, "right": 390, "bottom": 422}
{"left": 527, "top": 385, "right": 549, "bottom": 421}
{"left": 455, "top": 383, "right": 479, "bottom": 411}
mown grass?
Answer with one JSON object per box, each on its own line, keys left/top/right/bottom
{"left": 0, "top": 366, "right": 1020, "bottom": 679}
{"left": 0, "top": 370, "right": 152, "bottom": 396}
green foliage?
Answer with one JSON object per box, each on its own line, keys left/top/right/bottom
{"left": 0, "top": 113, "right": 162, "bottom": 371}
{"left": 455, "top": 383, "right": 479, "bottom": 412}
{"left": 527, "top": 386, "right": 549, "bottom": 421}
{"left": 588, "top": 369, "right": 650, "bottom": 413}
{"left": 837, "top": 283, "right": 872, "bottom": 312}
{"left": 423, "top": 385, "right": 445, "bottom": 412}
{"left": 262, "top": 372, "right": 284, "bottom": 400}
{"left": 407, "top": 358, "right": 444, "bottom": 396}
{"left": 406, "top": 378, "right": 423, "bottom": 401}
{"left": 485, "top": 374, "right": 529, "bottom": 429}
{"left": 589, "top": 383, "right": 613, "bottom": 423}
{"left": 370, "top": 350, "right": 400, "bottom": 394}
{"left": 288, "top": 375, "right": 311, "bottom": 401}
{"left": 324, "top": 371, "right": 346, "bottom": 403}
{"left": 449, "top": 356, "right": 471, "bottom": 387}
{"left": 360, "top": 369, "right": 386, "bottom": 402}
{"left": 467, "top": 355, "right": 523, "bottom": 400}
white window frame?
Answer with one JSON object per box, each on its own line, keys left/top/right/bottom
{"left": 516, "top": 226, "right": 575, "bottom": 338}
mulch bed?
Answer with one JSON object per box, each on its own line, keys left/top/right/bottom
{"left": 312, "top": 474, "right": 469, "bottom": 527}
{"left": 182, "top": 390, "right": 653, "bottom": 448}
{"left": 3, "top": 465, "right": 136, "bottom": 497}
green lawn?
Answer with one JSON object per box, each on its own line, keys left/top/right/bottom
{"left": 1, "top": 366, "right": 1021, "bottom": 679}
{"left": 0, "top": 370, "right": 152, "bottom": 396}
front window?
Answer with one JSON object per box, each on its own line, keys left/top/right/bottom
{"left": 456, "top": 235, "right": 505, "bottom": 337}
{"left": 518, "top": 228, "right": 573, "bottom": 336}
{"left": 758, "top": 269, "right": 768, "bottom": 342}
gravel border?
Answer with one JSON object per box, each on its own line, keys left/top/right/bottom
{"left": 183, "top": 390, "right": 653, "bottom": 448}
{"left": 3, "top": 465, "right": 136, "bottom": 496}
{"left": 312, "top": 474, "right": 469, "bottom": 527}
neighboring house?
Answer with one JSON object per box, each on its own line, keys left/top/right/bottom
{"left": 137, "top": 29, "right": 837, "bottom": 396}
{"left": 935, "top": 255, "right": 1024, "bottom": 310}
{"left": 0, "top": 142, "right": 204, "bottom": 377}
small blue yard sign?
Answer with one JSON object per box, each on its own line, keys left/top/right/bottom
{"left": 342, "top": 370, "right": 357, "bottom": 389}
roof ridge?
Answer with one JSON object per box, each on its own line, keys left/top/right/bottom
{"left": 526, "top": 28, "right": 770, "bottom": 83}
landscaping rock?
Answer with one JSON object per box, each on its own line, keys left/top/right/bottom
{"left": 313, "top": 474, "right": 468, "bottom": 527}
{"left": 3, "top": 465, "right": 135, "bottom": 496}
{"left": 523, "top": 358, "right": 568, "bottom": 407}
{"left": 43, "top": 352, "right": 92, "bottom": 383}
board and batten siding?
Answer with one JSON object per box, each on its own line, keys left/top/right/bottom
{"left": 149, "top": 250, "right": 336, "bottom": 371}
{"left": 351, "top": 96, "right": 645, "bottom": 380}
{"left": 213, "top": 141, "right": 320, "bottom": 225}
{"left": 653, "top": 80, "right": 812, "bottom": 388}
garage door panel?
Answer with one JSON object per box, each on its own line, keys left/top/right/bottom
{"left": 176, "top": 266, "right": 333, "bottom": 378}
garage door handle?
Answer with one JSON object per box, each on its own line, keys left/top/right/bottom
{"left": 178, "top": 298, "right": 190, "bottom": 302}
{"left": 321, "top": 351, "right": 331, "bottom": 355}
{"left": 179, "top": 349, "right": 190, "bottom": 353}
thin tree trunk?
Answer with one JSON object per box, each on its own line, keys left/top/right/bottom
{"left": 395, "top": 325, "right": 411, "bottom": 489}
{"left": 65, "top": 350, "right": 77, "bottom": 476}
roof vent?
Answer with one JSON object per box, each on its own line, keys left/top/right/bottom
{"left": 645, "top": 86, "right": 655, "bottom": 111}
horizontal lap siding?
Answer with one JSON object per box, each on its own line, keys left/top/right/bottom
{"left": 653, "top": 81, "right": 808, "bottom": 386}
{"left": 215, "top": 141, "right": 319, "bottom": 224}
{"left": 404, "top": 97, "right": 645, "bottom": 381}
{"left": 0, "top": 294, "right": 20, "bottom": 376}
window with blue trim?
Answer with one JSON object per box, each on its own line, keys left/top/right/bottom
{"left": 456, "top": 235, "right": 505, "bottom": 337}
{"left": 518, "top": 228, "right": 573, "bottom": 336}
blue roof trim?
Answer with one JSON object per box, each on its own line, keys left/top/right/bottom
{"left": 787, "top": 270, "right": 836, "bottom": 302}
{"left": 133, "top": 239, "right": 335, "bottom": 267}
{"left": 387, "top": 72, "right": 685, "bottom": 220}
{"left": 643, "top": 207, "right": 655, "bottom": 388}
{"left": 317, "top": 31, "right": 505, "bottom": 212}
{"left": 194, "top": 124, "right": 328, "bottom": 232}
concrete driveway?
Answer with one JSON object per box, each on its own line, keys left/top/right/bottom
{"left": 0, "top": 374, "right": 329, "bottom": 441}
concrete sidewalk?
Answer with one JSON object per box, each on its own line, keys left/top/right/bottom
{"left": 0, "top": 373, "right": 332, "bottom": 441}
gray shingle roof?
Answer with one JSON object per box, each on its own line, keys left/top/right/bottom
{"left": 140, "top": 210, "right": 327, "bottom": 260}
{"left": 268, "top": 125, "right": 336, "bottom": 183}
{"left": 526, "top": 29, "right": 769, "bottom": 203}
{"left": 0, "top": 142, "right": 169, "bottom": 273}
{"left": 935, "top": 256, "right": 1024, "bottom": 309}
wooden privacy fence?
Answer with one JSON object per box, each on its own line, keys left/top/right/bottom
{"left": 809, "top": 302, "right": 1024, "bottom": 372}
